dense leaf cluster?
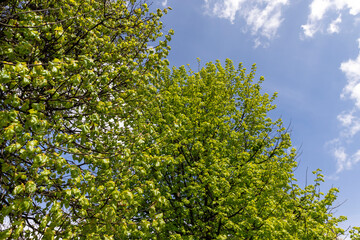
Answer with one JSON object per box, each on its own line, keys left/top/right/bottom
{"left": 0, "top": 0, "right": 171, "bottom": 238}
{"left": 0, "top": 0, "right": 354, "bottom": 239}
{"left": 135, "top": 61, "right": 347, "bottom": 239}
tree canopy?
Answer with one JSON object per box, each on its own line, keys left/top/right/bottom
{"left": 0, "top": 0, "right": 171, "bottom": 238}
{"left": 0, "top": 0, "right": 355, "bottom": 239}
{"left": 134, "top": 60, "right": 347, "bottom": 239}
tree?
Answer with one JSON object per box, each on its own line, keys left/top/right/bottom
{"left": 0, "top": 0, "right": 172, "bottom": 238}
{"left": 0, "top": 0, "right": 352, "bottom": 239}
{"left": 133, "top": 60, "right": 347, "bottom": 239}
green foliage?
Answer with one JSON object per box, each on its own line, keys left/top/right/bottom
{"left": 133, "top": 60, "right": 347, "bottom": 239}
{"left": 0, "top": 0, "right": 171, "bottom": 238}
{"left": 0, "top": 0, "right": 354, "bottom": 239}
{"left": 350, "top": 227, "right": 360, "bottom": 239}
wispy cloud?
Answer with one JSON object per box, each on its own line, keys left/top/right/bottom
{"left": 203, "top": 0, "right": 289, "bottom": 47}
{"left": 328, "top": 38, "right": 360, "bottom": 173}
{"left": 161, "top": 0, "right": 168, "bottom": 7}
{"left": 333, "top": 143, "right": 348, "bottom": 173}
{"left": 340, "top": 39, "right": 360, "bottom": 107}
{"left": 327, "top": 14, "right": 342, "bottom": 34}
{"left": 337, "top": 111, "right": 360, "bottom": 138}
{"left": 305, "top": 1, "right": 360, "bottom": 174}
{"left": 302, "top": 0, "right": 360, "bottom": 38}
{"left": 331, "top": 142, "right": 360, "bottom": 173}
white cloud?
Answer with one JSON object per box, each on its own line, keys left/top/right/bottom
{"left": 340, "top": 39, "right": 360, "bottom": 108}
{"left": 302, "top": 0, "right": 360, "bottom": 37}
{"left": 327, "top": 139, "right": 360, "bottom": 173}
{"left": 162, "top": 0, "right": 168, "bottom": 7}
{"left": 334, "top": 145, "right": 348, "bottom": 173}
{"left": 337, "top": 111, "right": 354, "bottom": 126}
{"left": 327, "top": 14, "right": 342, "bottom": 33}
{"left": 337, "top": 111, "right": 360, "bottom": 137}
{"left": 337, "top": 147, "right": 360, "bottom": 172}
{"left": 204, "top": 0, "right": 246, "bottom": 23}
{"left": 204, "top": 0, "right": 289, "bottom": 46}
{"left": 328, "top": 38, "right": 360, "bottom": 173}
{"left": 345, "top": 0, "right": 360, "bottom": 15}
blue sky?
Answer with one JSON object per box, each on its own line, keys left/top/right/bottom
{"left": 154, "top": 0, "right": 360, "bottom": 232}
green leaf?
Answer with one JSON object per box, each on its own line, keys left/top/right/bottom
{"left": 34, "top": 154, "right": 48, "bottom": 167}
{"left": 79, "top": 195, "right": 89, "bottom": 207}
{"left": 25, "top": 181, "right": 36, "bottom": 193}
{"left": 0, "top": 229, "right": 12, "bottom": 239}
{"left": 13, "top": 184, "right": 25, "bottom": 195}
{"left": 5, "top": 142, "right": 22, "bottom": 153}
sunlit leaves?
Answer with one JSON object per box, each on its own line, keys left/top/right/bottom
{"left": 0, "top": 0, "right": 352, "bottom": 238}
{"left": 132, "top": 59, "right": 349, "bottom": 239}
{"left": 0, "top": 0, "right": 172, "bottom": 238}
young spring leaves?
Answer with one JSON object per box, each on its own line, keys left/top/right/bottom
{"left": 0, "top": 0, "right": 171, "bottom": 238}
{"left": 0, "top": 0, "right": 351, "bottom": 239}
{"left": 133, "top": 60, "right": 347, "bottom": 239}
